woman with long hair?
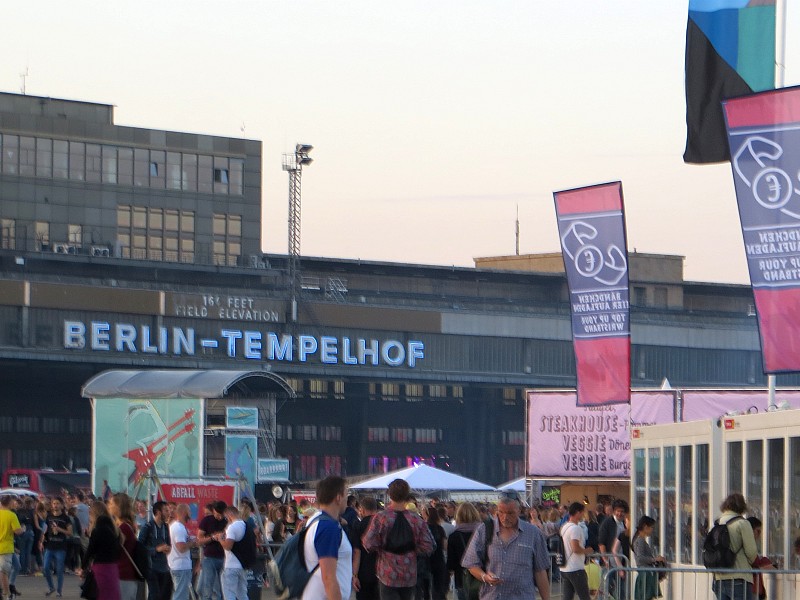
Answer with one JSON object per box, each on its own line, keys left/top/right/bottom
{"left": 422, "top": 506, "right": 448, "bottom": 600}
{"left": 80, "top": 501, "right": 122, "bottom": 600}
{"left": 542, "top": 507, "right": 560, "bottom": 538}
{"left": 108, "top": 493, "right": 140, "bottom": 600}
{"left": 270, "top": 504, "right": 286, "bottom": 544}
{"left": 32, "top": 501, "right": 48, "bottom": 574}
{"left": 632, "top": 515, "right": 665, "bottom": 600}
{"left": 282, "top": 504, "right": 299, "bottom": 538}
{"left": 529, "top": 506, "right": 545, "bottom": 530}
{"left": 447, "top": 502, "right": 482, "bottom": 600}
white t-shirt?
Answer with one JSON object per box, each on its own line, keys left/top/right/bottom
{"left": 560, "top": 522, "right": 585, "bottom": 573}
{"left": 223, "top": 519, "right": 246, "bottom": 570}
{"left": 301, "top": 513, "right": 353, "bottom": 600}
{"left": 168, "top": 521, "right": 192, "bottom": 571}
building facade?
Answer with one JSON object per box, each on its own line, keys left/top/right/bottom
{"left": 0, "top": 92, "right": 789, "bottom": 486}
{"left": 0, "top": 92, "right": 262, "bottom": 266}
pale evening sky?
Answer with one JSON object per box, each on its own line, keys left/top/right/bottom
{"left": 2, "top": 1, "right": 798, "bottom": 284}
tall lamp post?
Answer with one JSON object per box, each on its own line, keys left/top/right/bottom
{"left": 283, "top": 144, "right": 313, "bottom": 322}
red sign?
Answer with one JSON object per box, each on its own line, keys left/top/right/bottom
{"left": 291, "top": 493, "right": 316, "bottom": 505}
{"left": 554, "top": 182, "right": 630, "bottom": 406}
{"left": 723, "top": 87, "right": 800, "bottom": 372}
{"left": 724, "top": 418, "right": 736, "bottom": 430}
{"left": 160, "top": 481, "right": 236, "bottom": 536}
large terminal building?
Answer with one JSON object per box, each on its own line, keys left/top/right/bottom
{"left": 0, "top": 92, "right": 790, "bottom": 486}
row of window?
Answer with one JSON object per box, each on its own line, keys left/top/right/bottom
{"left": 369, "top": 383, "right": 464, "bottom": 400}
{"left": 0, "top": 415, "right": 91, "bottom": 434}
{"left": 502, "top": 431, "right": 525, "bottom": 445}
{"left": 501, "top": 458, "right": 525, "bottom": 481}
{"left": 1, "top": 219, "right": 14, "bottom": 250}
{"left": 118, "top": 205, "right": 246, "bottom": 266}
{"left": 367, "top": 427, "right": 442, "bottom": 443}
{"left": 0, "top": 133, "right": 244, "bottom": 195}
{"left": 285, "top": 378, "right": 345, "bottom": 399}
{"left": 117, "top": 205, "right": 195, "bottom": 263}
{"left": 290, "top": 455, "right": 343, "bottom": 481}
{"left": 282, "top": 379, "right": 465, "bottom": 401}
{"left": 276, "top": 425, "right": 342, "bottom": 441}
{"left": 0, "top": 448, "right": 91, "bottom": 473}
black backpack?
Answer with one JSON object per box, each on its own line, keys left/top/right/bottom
{"left": 703, "top": 516, "right": 742, "bottom": 569}
{"left": 267, "top": 513, "right": 340, "bottom": 599}
{"left": 231, "top": 520, "right": 259, "bottom": 569}
{"left": 548, "top": 532, "right": 566, "bottom": 567}
{"left": 384, "top": 511, "right": 416, "bottom": 554}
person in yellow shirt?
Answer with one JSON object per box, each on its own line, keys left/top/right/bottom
{"left": 0, "top": 495, "right": 24, "bottom": 600}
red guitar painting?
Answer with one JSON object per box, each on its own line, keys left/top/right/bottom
{"left": 124, "top": 408, "right": 196, "bottom": 485}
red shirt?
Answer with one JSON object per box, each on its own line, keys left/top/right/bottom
{"left": 362, "top": 509, "right": 434, "bottom": 588}
{"left": 118, "top": 522, "right": 137, "bottom": 581}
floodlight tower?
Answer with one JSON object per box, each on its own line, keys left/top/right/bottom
{"left": 282, "top": 144, "right": 313, "bottom": 322}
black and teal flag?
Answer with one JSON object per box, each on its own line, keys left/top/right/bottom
{"left": 684, "top": 0, "right": 776, "bottom": 164}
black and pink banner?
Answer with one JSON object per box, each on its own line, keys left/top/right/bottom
{"left": 723, "top": 86, "right": 800, "bottom": 373}
{"left": 554, "top": 182, "right": 630, "bottom": 406}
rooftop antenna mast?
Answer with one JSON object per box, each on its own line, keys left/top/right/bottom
{"left": 20, "top": 67, "right": 29, "bottom": 95}
{"left": 282, "top": 144, "right": 313, "bottom": 322}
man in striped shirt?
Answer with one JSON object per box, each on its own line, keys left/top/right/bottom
{"left": 461, "top": 496, "right": 551, "bottom": 600}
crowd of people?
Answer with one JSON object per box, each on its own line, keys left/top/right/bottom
{"left": 0, "top": 489, "right": 262, "bottom": 600}
{"left": 0, "top": 484, "right": 629, "bottom": 600}
{"left": 3, "top": 483, "right": 799, "bottom": 600}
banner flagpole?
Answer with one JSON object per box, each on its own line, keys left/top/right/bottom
{"left": 767, "top": 0, "right": 787, "bottom": 409}
{"left": 776, "top": 0, "right": 787, "bottom": 88}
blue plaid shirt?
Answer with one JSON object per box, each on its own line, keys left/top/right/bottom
{"left": 461, "top": 518, "right": 550, "bottom": 600}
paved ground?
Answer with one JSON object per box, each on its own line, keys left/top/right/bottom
{"left": 11, "top": 574, "right": 274, "bottom": 600}
{"left": 12, "top": 573, "right": 84, "bottom": 599}
{"left": 12, "top": 573, "right": 571, "bottom": 600}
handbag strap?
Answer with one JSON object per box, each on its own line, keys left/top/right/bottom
{"left": 120, "top": 530, "right": 144, "bottom": 579}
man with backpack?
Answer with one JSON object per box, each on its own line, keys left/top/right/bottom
{"left": 362, "top": 479, "right": 434, "bottom": 600}
{"left": 708, "top": 493, "right": 758, "bottom": 600}
{"left": 300, "top": 475, "right": 353, "bottom": 600}
{"left": 214, "top": 505, "right": 257, "bottom": 600}
{"left": 461, "top": 495, "right": 551, "bottom": 600}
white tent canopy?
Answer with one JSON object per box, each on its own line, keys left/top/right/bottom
{"left": 350, "top": 464, "right": 494, "bottom": 492}
{"left": 0, "top": 488, "right": 38, "bottom": 497}
{"left": 496, "top": 477, "right": 526, "bottom": 492}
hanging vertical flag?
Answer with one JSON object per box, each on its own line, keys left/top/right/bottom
{"left": 684, "top": 0, "right": 776, "bottom": 164}
{"left": 554, "top": 182, "right": 630, "bottom": 407}
{"left": 723, "top": 86, "right": 800, "bottom": 372}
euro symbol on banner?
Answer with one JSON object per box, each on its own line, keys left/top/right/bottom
{"left": 733, "top": 135, "right": 800, "bottom": 219}
{"left": 561, "top": 221, "right": 627, "bottom": 286}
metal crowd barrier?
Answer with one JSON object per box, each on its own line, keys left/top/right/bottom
{"left": 544, "top": 552, "right": 628, "bottom": 592}
{"left": 603, "top": 565, "right": 800, "bottom": 600}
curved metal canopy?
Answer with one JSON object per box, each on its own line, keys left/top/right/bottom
{"left": 81, "top": 369, "right": 295, "bottom": 399}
